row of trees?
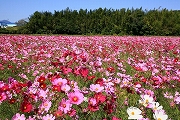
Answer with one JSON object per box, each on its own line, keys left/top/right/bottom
{"left": 2, "top": 7, "right": 180, "bottom": 35}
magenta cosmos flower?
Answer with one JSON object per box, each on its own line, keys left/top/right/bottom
{"left": 68, "top": 91, "right": 84, "bottom": 105}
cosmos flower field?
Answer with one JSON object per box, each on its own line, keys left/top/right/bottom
{"left": 0, "top": 35, "right": 180, "bottom": 120}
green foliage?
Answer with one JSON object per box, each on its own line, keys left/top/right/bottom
{"left": 1, "top": 8, "right": 180, "bottom": 35}
{"left": 0, "top": 8, "right": 180, "bottom": 36}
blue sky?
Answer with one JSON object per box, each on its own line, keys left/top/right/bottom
{"left": 0, "top": 0, "right": 179, "bottom": 22}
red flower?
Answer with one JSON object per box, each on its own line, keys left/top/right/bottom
{"left": 20, "top": 101, "right": 32, "bottom": 113}
{"left": 174, "top": 58, "right": 178, "bottom": 62}
{"left": 73, "top": 68, "right": 80, "bottom": 76}
{"left": 38, "top": 76, "right": 46, "bottom": 83}
{"left": 107, "top": 67, "right": 115, "bottom": 73}
{"left": 94, "top": 92, "right": 106, "bottom": 104}
{"left": 80, "top": 55, "right": 87, "bottom": 62}
{"left": 95, "top": 78, "right": 104, "bottom": 86}
{"left": 80, "top": 67, "right": 89, "bottom": 77}
{"left": 51, "top": 62, "right": 59, "bottom": 67}
{"left": 88, "top": 105, "right": 99, "bottom": 112}
{"left": 62, "top": 67, "right": 72, "bottom": 75}
{"left": 54, "top": 110, "right": 64, "bottom": 117}
{"left": 134, "top": 66, "right": 143, "bottom": 71}
{"left": 140, "top": 78, "right": 147, "bottom": 83}
{"left": 8, "top": 65, "right": 13, "bottom": 69}
{"left": 18, "top": 82, "right": 28, "bottom": 87}
{"left": 39, "top": 82, "right": 46, "bottom": 89}
{"left": 50, "top": 74, "right": 61, "bottom": 82}
{"left": 1, "top": 84, "right": 9, "bottom": 92}
{"left": 52, "top": 85, "right": 61, "bottom": 92}
{"left": 68, "top": 108, "right": 76, "bottom": 117}
{"left": 104, "top": 101, "right": 114, "bottom": 114}
{"left": 126, "top": 87, "right": 134, "bottom": 94}
{"left": 173, "top": 50, "right": 178, "bottom": 54}
{"left": 87, "top": 75, "right": 95, "bottom": 80}
{"left": 9, "top": 98, "right": 16, "bottom": 104}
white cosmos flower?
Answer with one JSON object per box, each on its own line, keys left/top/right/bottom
{"left": 153, "top": 110, "right": 168, "bottom": 120}
{"left": 139, "top": 94, "right": 154, "bottom": 107}
{"left": 127, "top": 106, "right": 143, "bottom": 119}
{"left": 151, "top": 102, "right": 163, "bottom": 112}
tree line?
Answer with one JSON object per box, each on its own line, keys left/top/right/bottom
{"left": 1, "top": 7, "right": 180, "bottom": 35}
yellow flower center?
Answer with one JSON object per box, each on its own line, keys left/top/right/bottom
{"left": 131, "top": 112, "right": 135, "bottom": 115}
{"left": 58, "top": 82, "right": 62, "bottom": 86}
{"left": 44, "top": 103, "right": 48, "bottom": 106}
{"left": 95, "top": 88, "right": 99, "bottom": 91}
{"left": 72, "top": 96, "right": 78, "bottom": 102}
{"left": 157, "top": 118, "right": 161, "bottom": 120}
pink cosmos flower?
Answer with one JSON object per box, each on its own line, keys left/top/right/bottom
{"left": 112, "top": 116, "right": 122, "bottom": 120}
{"left": 0, "top": 92, "right": 7, "bottom": 103}
{"left": 90, "top": 84, "right": 104, "bottom": 93}
{"left": 88, "top": 97, "right": 97, "bottom": 106}
{"left": 39, "top": 100, "right": 52, "bottom": 113}
{"left": 38, "top": 89, "right": 49, "bottom": 99}
{"left": 95, "top": 60, "right": 102, "bottom": 67}
{"left": 62, "top": 67, "right": 72, "bottom": 74}
{"left": 174, "top": 96, "right": 180, "bottom": 104}
{"left": 104, "top": 86, "right": 115, "bottom": 94}
{"left": 144, "top": 90, "right": 154, "bottom": 97}
{"left": 58, "top": 98, "right": 72, "bottom": 113}
{"left": 137, "top": 62, "right": 148, "bottom": 71}
{"left": 32, "top": 70, "right": 39, "bottom": 76}
{"left": 18, "top": 73, "right": 28, "bottom": 80}
{"left": 68, "top": 108, "right": 76, "bottom": 117}
{"left": 42, "top": 114, "right": 55, "bottom": 120}
{"left": 73, "top": 67, "right": 80, "bottom": 75}
{"left": 68, "top": 91, "right": 84, "bottom": 105}
{"left": 60, "top": 83, "right": 70, "bottom": 91}
{"left": 114, "top": 78, "right": 121, "bottom": 84}
{"left": 26, "top": 116, "right": 35, "bottom": 120}
{"left": 52, "top": 78, "right": 67, "bottom": 86}
{"left": 12, "top": 113, "right": 26, "bottom": 120}
{"left": 70, "top": 81, "right": 79, "bottom": 91}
